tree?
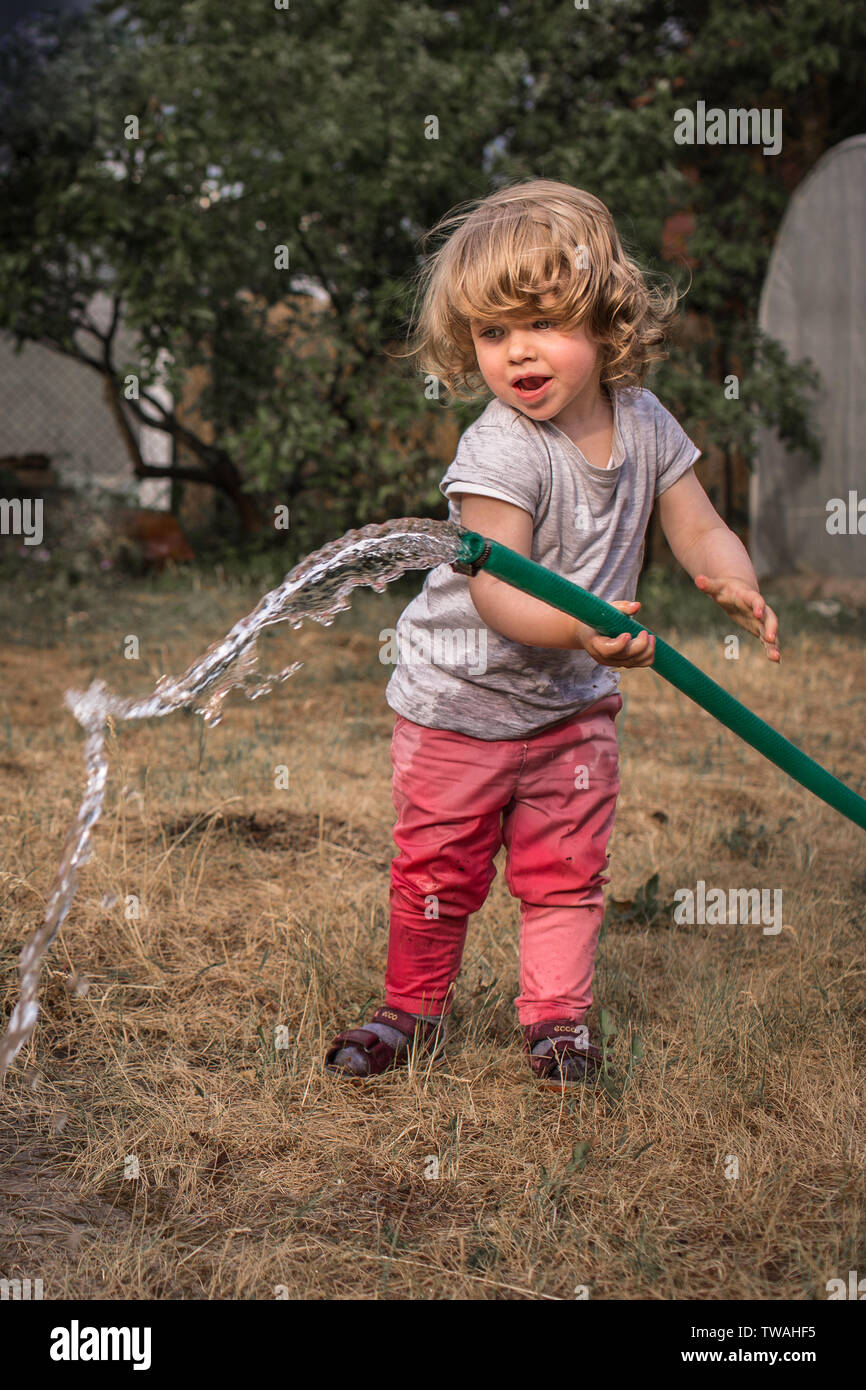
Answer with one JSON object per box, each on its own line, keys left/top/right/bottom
{"left": 1, "top": 0, "right": 861, "bottom": 552}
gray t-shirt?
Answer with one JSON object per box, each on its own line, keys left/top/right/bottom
{"left": 385, "top": 386, "right": 700, "bottom": 739}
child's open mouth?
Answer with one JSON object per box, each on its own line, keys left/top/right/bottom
{"left": 512, "top": 376, "right": 552, "bottom": 400}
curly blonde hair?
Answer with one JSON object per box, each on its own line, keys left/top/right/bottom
{"left": 397, "top": 179, "right": 681, "bottom": 401}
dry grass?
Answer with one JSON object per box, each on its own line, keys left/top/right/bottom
{"left": 0, "top": 568, "right": 865, "bottom": 1300}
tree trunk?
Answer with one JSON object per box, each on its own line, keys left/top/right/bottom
{"left": 102, "top": 377, "right": 264, "bottom": 535}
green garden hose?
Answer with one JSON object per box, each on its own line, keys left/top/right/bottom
{"left": 453, "top": 530, "right": 866, "bottom": 832}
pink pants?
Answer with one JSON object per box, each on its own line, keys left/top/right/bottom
{"left": 385, "top": 692, "right": 622, "bottom": 1027}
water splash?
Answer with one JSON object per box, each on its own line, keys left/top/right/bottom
{"left": 0, "top": 517, "right": 464, "bottom": 1083}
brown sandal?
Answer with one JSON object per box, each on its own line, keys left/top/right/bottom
{"left": 523, "top": 1019, "right": 603, "bottom": 1088}
{"left": 325, "top": 1005, "right": 446, "bottom": 1079}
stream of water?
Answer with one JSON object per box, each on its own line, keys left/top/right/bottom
{"left": 0, "top": 516, "right": 465, "bottom": 1082}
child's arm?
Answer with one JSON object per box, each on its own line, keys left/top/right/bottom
{"left": 458, "top": 494, "right": 655, "bottom": 666}
{"left": 657, "top": 470, "right": 781, "bottom": 662}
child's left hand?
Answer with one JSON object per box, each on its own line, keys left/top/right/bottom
{"left": 694, "top": 574, "right": 781, "bottom": 662}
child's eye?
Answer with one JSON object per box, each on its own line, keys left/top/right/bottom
{"left": 478, "top": 320, "right": 555, "bottom": 339}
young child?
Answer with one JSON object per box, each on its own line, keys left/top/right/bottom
{"left": 325, "top": 179, "right": 780, "bottom": 1086}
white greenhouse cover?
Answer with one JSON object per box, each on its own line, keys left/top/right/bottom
{"left": 751, "top": 134, "right": 866, "bottom": 578}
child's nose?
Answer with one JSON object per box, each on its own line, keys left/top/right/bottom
{"left": 508, "top": 334, "right": 535, "bottom": 360}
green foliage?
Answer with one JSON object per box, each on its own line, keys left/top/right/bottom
{"left": 1, "top": 0, "right": 862, "bottom": 549}
{"left": 602, "top": 872, "right": 678, "bottom": 933}
{"left": 716, "top": 810, "right": 796, "bottom": 867}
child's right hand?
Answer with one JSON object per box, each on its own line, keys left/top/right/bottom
{"left": 572, "top": 601, "right": 656, "bottom": 668}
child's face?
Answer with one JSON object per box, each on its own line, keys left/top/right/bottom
{"left": 469, "top": 302, "right": 603, "bottom": 420}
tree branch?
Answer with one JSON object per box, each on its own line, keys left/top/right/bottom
{"left": 295, "top": 225, "right": 347, "bottom": 320}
